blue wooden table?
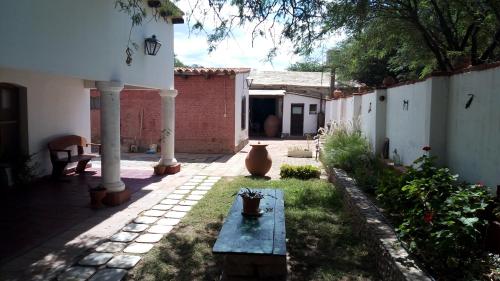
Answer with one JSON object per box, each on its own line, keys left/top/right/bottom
{"left": 213, "top": 188, "right": 287, "bottom": 280}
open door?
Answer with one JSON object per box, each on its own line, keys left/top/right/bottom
{"left": 290, "top": 103, "right": 304, "bottom": 136}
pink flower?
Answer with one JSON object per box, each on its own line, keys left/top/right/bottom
{"left": 422, "top": 146, "right": 431, "bottom": 152}
{"left": 476, "top": 182, "right": 484, "bottom": 187}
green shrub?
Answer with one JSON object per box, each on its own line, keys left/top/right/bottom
{"left": 378, "top": 150, "right": 493, "bottom": 277}
{"left": 280, "top": 164, "right": 321, "bottom": 180}
{"left": 320, "top": 123, "right": 371, "bottom": 172}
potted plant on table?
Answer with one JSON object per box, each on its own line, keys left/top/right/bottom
{"left": 235, "top": 188, "right": 265, "bottom": 216}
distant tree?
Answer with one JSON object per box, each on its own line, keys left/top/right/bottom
{"left": 174, "top": 55, "right": 186, "bottom": 67}
{"left": 287, "top": 59, "right": 326, "bottom": 72}
{"left": 185, "top": 0, "right": 500, "bottom": 78}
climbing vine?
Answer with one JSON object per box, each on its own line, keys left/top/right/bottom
{"left": 114, "top": 0, "right": 183, "bottom": 65}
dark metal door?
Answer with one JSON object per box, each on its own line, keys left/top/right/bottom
{"left": 290, "top": 104, "right": 304, "bottom": 136}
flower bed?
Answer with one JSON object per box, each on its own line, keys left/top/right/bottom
{"left": 320, "top": 122, "right": 500, "bottom": 280}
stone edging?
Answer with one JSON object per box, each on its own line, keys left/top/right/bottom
{"left": 328, "top": 168, "right": 433, "bottom": 281}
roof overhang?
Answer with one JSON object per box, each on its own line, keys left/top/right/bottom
{"left": 249, "top": 90, "right": 285, "bottom": 96}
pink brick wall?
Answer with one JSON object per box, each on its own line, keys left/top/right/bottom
{"left": 90, "top": 74, "right": 241, "bottom": 154}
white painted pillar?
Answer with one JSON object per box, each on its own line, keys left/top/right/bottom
{"left": 96, "top": 81, "right": 125, "bottom": 192}
{"left": 159, "top": 89, "right": 178, "bottom": 166}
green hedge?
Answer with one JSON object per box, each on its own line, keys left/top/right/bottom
{"left": 280, "top": 164, "right": 321, "bottom": 180}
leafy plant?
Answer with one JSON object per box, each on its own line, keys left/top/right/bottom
{"left": 320, "top": 121, "right": 371, "bottom": 172}
{"left": 382, "top": 149, "right": 493, "bottom": 276}
{"left": 14, "top": 153, "right": 40, "bottom": 186}
{"left": 280, "top": 164, "right": 321, "bottom": 180}
{"left": 233, "top": 188, "right": 264, "bottom": 199}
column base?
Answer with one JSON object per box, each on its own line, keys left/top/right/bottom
{"left": 103, "top": 188, "right": 131, "bottom": 206}
{"left": 165, "top": 163, "right": 181, "bottom": 175}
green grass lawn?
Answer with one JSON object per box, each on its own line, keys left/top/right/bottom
{"left": 127, "top": 177, "right": 378, "bottom": 281}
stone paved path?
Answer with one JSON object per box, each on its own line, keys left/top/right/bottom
{"left": 56, "top": 175, "right": 220, "bottom": 281}
{"left": 0, "top": 140, "right": 319, "bottom": 281}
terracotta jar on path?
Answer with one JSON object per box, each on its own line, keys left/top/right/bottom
{"left": 245, "top": 143, "right": 272, "bottom": 177}
{"left": 264, "top": 115, "right": 280, "bottom": 138}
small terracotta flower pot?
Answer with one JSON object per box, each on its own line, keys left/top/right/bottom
{"left": 242, "top": 197, "right": 261, "bottom": 215}
{"left": 89, "top": 188, "right": 107, "bottom": 209}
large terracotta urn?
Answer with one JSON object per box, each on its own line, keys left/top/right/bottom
{"left": 264, "top": 115, "right": 280, "bottom": 137}
{"left": 245, "top": 143, "right": 272, "bottom": 177}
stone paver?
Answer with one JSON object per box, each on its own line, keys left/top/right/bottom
{"left": 208, "top": 176, "right": 222, "bottom": 180}
{"left": 89, "top": 268, "right": 127, "bottom": 281}
{"left": 189, "top": 178, "right": 203, "bottom": 183}
{"left": 179, "top": 200, "right": 198, "bottom": 206}
{"left": 95, "top": 242, "right": 127, "bottom": 253}
{"left": 134, "top": 216, "right": 158, "bottom": 224}
{"left": 173, "top": 189, "right": 190, "bottom": 195}
{"left": 161, "top": 199, "right": 180, "bottom": 205}
{"left": 135, "top": 233, "right": 164, "bottom": 243}
{"left": 123, "top": 243, "right": 154, "bottom": 254}
{"left": 106, "top": 255, "right": 141, "bottom": 269}
{"left": 164, "top": 210, "right": 187, "bottom": 219}
{"left": 156, "top": 218, "right": 180, "bottom": 226}
{"left": 200, "top": 182, "right": 215, "bottom": 186}
{"left": 151, "top": 204, "right": 173, "bottom": 211}
{"left": 123, "top": 223, "right": 149, "bottom": 232}
{"left": 178, "top": 185, "right": 195, "bottom": 190}
{"left": 172, "top": 205, "right": 192, "bottom": 212}
{"left": 196, "top": 185, "right": 213, "bottom": 191}
{"left": 79, "top": 253, "right": 114, "bottom": 266}
{"left": 191, "top": 190, "right": 208, "bottom": 195}
{"left": 166, "top": 194, "right": 184, "bottom": 200}
{"left": 110, "top": 232, "right": 139, "bottom": 243}
{"left": 182, "top": 182, "right": 197, "bottom": 186}
{"left": 147, "top": 225, "right": 173, "bottom": 234}
{"left": 58, "top": 266, "right": 97, "bottom": 281}
{"left": 186, "top": 195, "right": 203, "bottom": 201}
{"left": 142, "top": 210, "right": 166, "bottom": 217}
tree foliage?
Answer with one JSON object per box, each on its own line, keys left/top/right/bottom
{"left": 287, "top": 59, "right": 325, "bottom": 72}
{"left": 187, "top": 0, "right": 500, "bottom": 84}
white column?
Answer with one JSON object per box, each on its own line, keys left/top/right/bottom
{"left": 96, "top": 81, "right": 125, "bottom": 192}
{"left": 159, "top": 89, "right": 178, "bottom": 166}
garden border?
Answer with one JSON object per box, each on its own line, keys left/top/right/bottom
{"left": 328, "top": 167, "right": 433, "bottom": 281}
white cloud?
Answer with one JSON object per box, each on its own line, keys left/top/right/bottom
{"left": 173, "top": 0, "right": 345, "bottom": 70}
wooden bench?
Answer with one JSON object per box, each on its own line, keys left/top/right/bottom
{"left": 47, "top": 135, "right": 100, "bottom": 179}
{"left": 213, "top": 188, "right": 286, "bottom": 281}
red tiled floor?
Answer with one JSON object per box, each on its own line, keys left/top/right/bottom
{"left": 0, "top": 168, "right": 162, "bottom": 265}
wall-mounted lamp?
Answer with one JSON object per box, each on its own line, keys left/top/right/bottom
{"left": 145, "top": 35, "right": 162, "bottom": 56}
{"left": 379, "top": 95, "right": 386, "bottom": 102}
{"left": 245, "top": 77, "right": 254, "bottom": 88}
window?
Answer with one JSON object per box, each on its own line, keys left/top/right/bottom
{"left": 241, "top": 96, "right": 246, "bottom": 130}
{"left": 90, "top": 96, "right": 100, "bottom": 110}
{"left": 309, "top": 104, "right": 318, "bottom": 114}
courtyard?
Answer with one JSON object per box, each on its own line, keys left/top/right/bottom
{"left": 0, "top": 140, "right": 331, "bottom": 281}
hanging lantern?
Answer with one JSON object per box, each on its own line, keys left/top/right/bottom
{"left": 145, "top": 35, "right": 162, "bottom": 56}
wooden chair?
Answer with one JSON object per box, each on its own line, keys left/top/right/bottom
{"left": 47, "top": 135, "right": 100, "bottom": 179}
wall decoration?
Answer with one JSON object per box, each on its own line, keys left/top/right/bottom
{"left": 465, "top": 94, "right": 475, "bottom": 109}
{"left": 403, "top": 99, "right": 409, "bottom": 111}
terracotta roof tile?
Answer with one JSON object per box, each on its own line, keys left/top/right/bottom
{"left": 175, "top": 67, "right": 251, "bottom": 75}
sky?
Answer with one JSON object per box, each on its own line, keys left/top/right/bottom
{"left": 173, "top": 1, "right": 345, "bottom": 71}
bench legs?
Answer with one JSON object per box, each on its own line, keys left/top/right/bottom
{"left": 76, "top": 159, "right": 91, "bottom": 173}
{"left": 220, "top": 254, "right": 287, "bottom": 281}
{"left": 51, "top": 162, "right": 67, "bottom": 179}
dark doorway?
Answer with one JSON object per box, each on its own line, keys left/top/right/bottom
{"left": 249, "top": 97, "right": 278, "bottom": 137}
{"left": 0, "top": 85, "right": 21, "bottom": 163}
{"left": 0, "top": 83, "right": 28, "bottom": 187}
{"left": 290, "top": 103, "right": 304, "bottom": 136}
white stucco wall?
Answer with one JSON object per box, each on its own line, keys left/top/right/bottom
{"left": 344, "top": 96, "right": 354, "bottom": 122}
{"left": 386, "top": 80, "right": 432, "bottom": 166}
{"left": 234, "top": 73, "right": 249, "bottom": 146}
{"left": 282, "top": 94, "right": 320, "bottom": 135}
{"left": 0, "top": 0, "right": 176, "bottom": 89}
{"left": 446, "top": 67, "right": 500, "bottom": 187}
{"left": 325, "top": 100, "right": 338, "bottom": 125}
{"left": 0, "top": 67, "right": 90, "bottom": 176}
{"left": 360, "top": 92, "right": 377, "bottom": 152}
